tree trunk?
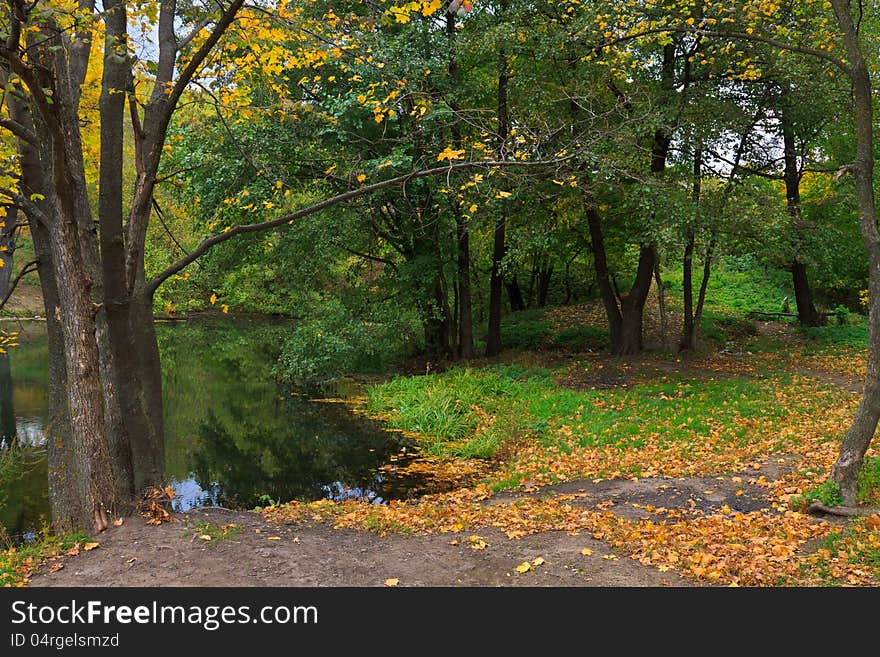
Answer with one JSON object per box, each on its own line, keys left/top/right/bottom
{"left": 680, "top": 146, "right": 701, "bottom": 351}
{"left": 486, "top": 26, "right": 510, "bottom": 357}
{"left": 537, "top": 261, "right": 553, "bottom": 308}
{"left": 691, "top": 239, "right": 715, "bottom": 350}
{"left": 781, "top": 96, "right": 824, "bottom": 327}
{"left": 654, "top": 260, "right": 667, "bottom": 350}
{"left": 829, "top": 0, "right": 880, "bottom": 502}
{"left": 586, "top": 204, "right": 623, "bottom": 348}
{"left": 506, "top": 275, "right": 525, "bottom": 312}
{"left": 615, "top": 247, "right": 656, "bottom": 355}
{"left": 446, "top": 12, "right": 474, "bottom": 360}
{"left": 456, "top": 218, "right": 474, "bottom": 359}
{"left": 790, "top": 260, "right": 824, "bottom": 327}
{"left": 681, "top": 228, "right": 696, "bottom": 351}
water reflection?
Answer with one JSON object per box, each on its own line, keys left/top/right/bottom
{"left": 1, "top": 320, "right": 433, "bottom": 541}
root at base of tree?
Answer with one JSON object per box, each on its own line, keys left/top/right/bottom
{"left": 807, "top": 502, "right": 880, "bottom": 517}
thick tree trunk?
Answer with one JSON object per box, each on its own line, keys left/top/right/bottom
{"left": 829, "top": 0, "right": 880, "bottom": 502}
{"left": 49, "top": 193, "right": 115, "bottom": 532}
{"left": 791, "top": 260, "right": 824, "bottom": 327}
{"left": 615, "top": 247, "right": 656, "bottom": 355}
{"left": 127, "top": 288, "right": 166, "bottom": 488}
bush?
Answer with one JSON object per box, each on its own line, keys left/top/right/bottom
{"left": 552, "top": 325, "right": 610, "bottom": 350}
{"left": 499, "top": 310, "right": 552, "bottom": 349}
{"left": 274, "top": 301, "right": 420, "bottom": 387}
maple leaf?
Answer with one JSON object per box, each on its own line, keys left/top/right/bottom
{"left": 83, "top": 542, "right": 99, "bottom": 551}
{"left": 515, "top": 562, "right": 532, "bottom": 573}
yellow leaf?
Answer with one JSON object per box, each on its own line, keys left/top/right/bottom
{"left": 266, "top": 536, "right": 281, "bottom": 541}
{"left": 531, "top": 557, "right": 545, "bottom": 566}
{"left": 384, "top": 578, "right": 400, "bottom": 586}
{"left": 495, "top": 190, "right": 511, "bottom": 198}
{"left": 83, "top": 542, "right": 99, "bottom": 551}
{"left": 580, "top": 548, "right": 593, "bottom": 556}
{"left": 468, "top": 535, "right": 488, "bottom": 550}
{"left": 437, "top": 147, "right": 466, "bottom": 162}
{"left": 601, "top": 554, "right": 619, "bottom": 561}
{"left": 210, "top": 294, "right": 218, "bottom": 305}
{"left": 515, "top": 562, "right": 532, "bottom": 573}
{"left": 221, "top": 304, "right": 229, "bottom": 314}
{"left": 198, "top": 534, "right": 212, "bottom": 541}
{"left": 468, "top": 204, "right": 478, "bottom": 214}
{"left": 357, "top": 174, "right": 366, "bottom": 183}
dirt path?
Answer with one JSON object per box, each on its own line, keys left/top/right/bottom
{"left": 29, "top": 505, "right": 689, "bottom": 587}
{"left": 30, "top": 460, "right": 808, "bottom": 588}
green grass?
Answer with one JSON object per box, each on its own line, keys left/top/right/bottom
{"left": 365, "top": 363, "right": 838, "bottom": 467}
{"left": 191, "top": 520, "right": 243, "bottom": 544}
{"left": 800, "top": 323, "right": 868, "bottom": 350}
{"left": 0, "top": 530, "right": 89, "bottom": 587}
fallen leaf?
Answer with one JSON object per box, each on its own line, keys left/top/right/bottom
{"left": 601, "top": 554, "right": 619, "bottom": 561}
{"left": 515, "top": 562, "right": 533, "bottom": 573}
{"left": 580, "top": 548, "right": 593, "bottom": 556}
{"left": 467, "top": 535, "right": 488, "bottom": 550}
{"left": 113, "top": 518, "right": 124, "bottom": 526}
{"left": 83, "top": 542, "right": 99, "bottom": 551}
{"left": 266, "top": 536, "right": 281, "bottom": 541}
{"left": 384, "top": 578, "right": 399, "bottom": 587}
{"left": 198, "top": 534, "right": 212, "bottom": 541}
{"left": 49, "top": 563, "right": 64, "bottom": 573}
{"left": 532, "top": 557, "right": 545, "bottom": 566}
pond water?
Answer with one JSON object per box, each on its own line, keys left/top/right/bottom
{"left": 0, "top": 319, "right": 431, "bottom": 543}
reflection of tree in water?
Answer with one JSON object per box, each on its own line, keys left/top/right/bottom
{"left": 0, "top": 353, "right": 48, "bottom": 542}
{"left": 189, "top": 394, "right": 415, "bottom": 509}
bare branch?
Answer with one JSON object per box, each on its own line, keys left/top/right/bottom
{"left": 0, "top": 117, "right": 37, "bottom": 145}
{"left": 0, "top": 258, "right": 38, "bottom": 313}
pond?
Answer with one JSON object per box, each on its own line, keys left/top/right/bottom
{"left": 0, "top": 319, "right": 435, "bottom": 543}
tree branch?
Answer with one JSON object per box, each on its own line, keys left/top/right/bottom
{"left": 592, "top": 26, "right": 849, "bottom": 74}
{"left": 145, "top": 156, "right": 573, "bottom": 295}
{"left": 0, "top": 117, "right": 37, "bottom": 145}
{"left": 163, "top": 0, "right": 246, "bottom": 125}
{"left": 0, "top": 258, "right": 37, "bottom": 313}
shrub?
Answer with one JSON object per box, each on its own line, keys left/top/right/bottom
{"left": 274, "top": 301, "right": 420, "bottom": 387}
{"left": 499, "top": 310, "right": 552, "bottom": 349}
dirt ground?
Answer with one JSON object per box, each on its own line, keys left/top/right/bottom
{"left": 29, "top": 460, "right": 811, "bottom": 588}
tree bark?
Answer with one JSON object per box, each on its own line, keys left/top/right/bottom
{"left": 447, "top": 12, "right": 473, "bottom": 360}
{"left": 829, "top": 0, "right": 880, "bottom": 502}
{"left": 781, "top": 95, "right": 824, "bottom": 327}
{"left": 486, "top": 16, "right": 510, "bottom": 357}
{"left": 506, "top": 275, "right": 525, "bottom": 312}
